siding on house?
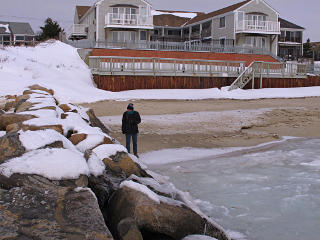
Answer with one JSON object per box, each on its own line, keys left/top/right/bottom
{"left": 237, "top": 0, "right": 278, "bottom": 22}
{"left": 212, "top": 13, "right": 235, "bottom": 40}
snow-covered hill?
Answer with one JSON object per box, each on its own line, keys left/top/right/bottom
{"left": 1, "top": 41, "right": 320, "bottom": 103}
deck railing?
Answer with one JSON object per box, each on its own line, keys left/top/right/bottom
{"left": 89, "top": 56, "right": 246, "bottom": 77}
{"left": 236, "top": 20, "right": 280, "bottom": 33}
{"left": 68, "top": 40, "right": 280, "bottom": 60}
{"left": 105, "top": 13, "right": 153, "bottom": 27}
{"left": 69, "top": 24, "right": 88, "bottom": 37}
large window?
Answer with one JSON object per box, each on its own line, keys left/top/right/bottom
{"left": 247, "top": 14, "right": 266, "bottom": 26}
{"left": 140, "top": 30, "right": 147, "bottom": 41}
{"left": 112, "top": 31, "right": 136, "bottom": 42}
{"left": 15, "top": 36, "right": 25, "bottom": 41}
{"left": 246, "top": 36, "right": 267, "bottom": 49}
{"left": 219, "top": 17, "right": 226, "bottom": 28}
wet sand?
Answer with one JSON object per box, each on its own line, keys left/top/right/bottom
{"left": 82, "top": 97, "right": 320, "bottom": 153}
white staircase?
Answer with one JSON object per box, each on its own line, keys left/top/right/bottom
{"left": 229, "top": 62, "right": 257, "bottom": 91}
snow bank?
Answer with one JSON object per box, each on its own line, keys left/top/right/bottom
{"left": 0, "top": 148, "right": 89, "bottom": 180}
{"left": 120, "top": 180, "right": 160, "bottom": 203}
{"left": 1, "top": 41, "right": 320, "bottom": 103}
{"left": 182, "top": 235, "right": 218, "bottom": 240}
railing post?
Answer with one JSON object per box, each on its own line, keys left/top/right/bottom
{"left": 252, "top": 70, "right": 255, "bottom": 89}
{"left": 110, "top": 58, "right": 113, "bottom": 75}
{"left": 153, "top": 58, "right": 156, "bottom": 76}
{"left": 174, "top": 60, "right": 176, "bottom": 76}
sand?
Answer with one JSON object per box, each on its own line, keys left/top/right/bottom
{"left": 82, "top": 97, "right": 320, "bottom": 153}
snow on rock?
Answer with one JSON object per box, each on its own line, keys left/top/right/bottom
{"left": 0, "top": 131, "right": 6, "bottom": 137}
{"left": 92, "top": 144, "right": 127, "bottom": 160}
{"left": 76, "top": 134, "right": 107, "bottom": 152}
{"left": 87, "top": 151, "right": 105, "bottom": 177}
{"left": 19, "top": 129, "right": 78, "bottom": 152}
{"left": 182, "top": 235, "right": 218, "bottom": 240}
{"left": 120, "top": 180, "right": 160, "bottom": 204}
{"left": 0, "top": 148, "right": 89, "bottom": 180}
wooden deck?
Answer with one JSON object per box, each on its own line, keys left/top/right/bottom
{"left": 93, "top": 75, "right": 320, "bottom": 92}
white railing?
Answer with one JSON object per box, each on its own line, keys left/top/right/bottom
{"left": 89, "top": 56, "right": 245, "bottom": 77}
{"left": 105, "top": 13, "right": 153, "bottom": 27}
{"left": 236, "top": 20, "right": 280, "bottom": 33}
{"left": 69, "top": 24, "right": 88, "bottom": 36}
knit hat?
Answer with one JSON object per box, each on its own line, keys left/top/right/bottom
{"left": 127, "top": 103, "right": 134, "bottom": 110}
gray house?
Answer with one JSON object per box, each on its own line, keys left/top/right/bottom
{"left": 70, "top": 0, "right": 153, "bottom": 43}
{"left": 0, "top": 21, "right": 35, "bottom": 45}
{"left": 70, "top": 0, "right": 304, "bottom": 58}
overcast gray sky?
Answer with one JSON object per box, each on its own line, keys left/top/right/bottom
{"left": 0, "top": 0, "right": 319, "bottom": 42}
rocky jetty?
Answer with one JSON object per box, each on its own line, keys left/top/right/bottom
{"left": 0, "top": 85, "right": 230, "bottom": 240}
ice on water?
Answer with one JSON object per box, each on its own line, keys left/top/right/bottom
{"left": 146, "top": 138, "right": 320, "bottom": 240}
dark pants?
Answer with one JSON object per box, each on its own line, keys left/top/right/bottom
{"left": 126, "top": 133, "right": 138, "bottom": 154}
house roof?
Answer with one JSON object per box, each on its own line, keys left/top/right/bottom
{"left": 153, "top": 14, "right": 191, "bottom": 27}
{"left": 187, "top": 0, "right": 251, "bottom": 25}
{"left": 0, "top": 21, "right": 34, "bottom": 35}
{"left": 76, "top": 6, "right": 91, "bottom": 20}
{"left": 279, "top": 17, "right": 304, "bottom": 30}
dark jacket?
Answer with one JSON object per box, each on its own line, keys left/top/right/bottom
{"left": 122, "top": 111, "right": 141, "bottom": 134}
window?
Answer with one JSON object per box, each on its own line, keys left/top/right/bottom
{"left": 140, "top": 31, "right": 147, "bottom": 41}
{"left": 219, "top": 17, "right": 226, "bottom": 28}
{"left": 112, "top": 31, "right": 136, "bottom": 43}
{"left": 15, "top": 36, "right": 25, "bottom": 41}
{"left": 220, "top": 38, "right": 226, "bottom": 47}
{"left": 246, "top": 36, "right": 267, "bottom": 48}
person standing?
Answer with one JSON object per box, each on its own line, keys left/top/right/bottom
{"left": 122, "top": 103, "right": 141, "bottom": 158}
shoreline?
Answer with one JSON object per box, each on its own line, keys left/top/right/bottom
{"left": 82, "top": 97, "right": 320, "bottom": 153}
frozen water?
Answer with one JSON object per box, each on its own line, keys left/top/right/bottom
{"left": 147, "top": 138, "right": 320, "bottom": 240}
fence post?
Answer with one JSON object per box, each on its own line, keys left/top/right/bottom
{"left": 252, "top": 70, "right": 255, "bottom": 89}
{"left": 153, "top": 58, "right": 156, "bottom": 76}
{"left": 174, "top": 60, "right": 176, "bottom": 76}
{"left": 110, "top": 58, "right": 113, "bottom": 75}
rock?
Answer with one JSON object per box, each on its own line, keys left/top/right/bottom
{"left": 103, "top": 152, "right": 150, "bottom": 178}
{"left": 69, "top": 133, "right": 87, "bottom": 145}
{"left": 14, "top": 100, "right": 35, "bottom": 113}
{"left": 6, "top": 123, "right": 64, "bottom": 135}
{"left": 0, "top": 113, "right": 36, "bottom": 131}
{"left": 0, "top": 109, "right": 4, "bottom": 115}
{"left": 108, "top": 186, "right": 229, "bottom": 240}
{"left": 23, "top": 89, "right": 49, "bottom": 95}
{"left": 86, "top": 109, "right": 110, "bottom": 135}
{"left": 0, "top": 175, "right": 113, "bottom": 239}
{"left": 0, "top": 132, "right": 25, "bottom": 164}
{"left": 28, "top": 84, "right": 54, "bottom": 95}
{"left": 59, "top": 103, "right": 72, "bottom": 112}
{"left": 4, "top": 100, "right": 16, "bottom": 111}
{"left": 117, "top": 217, "right": 143, "bottom": 240}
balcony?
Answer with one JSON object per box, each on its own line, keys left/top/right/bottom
{"left": 105, "top": 13, "right": 153, "bottom": 29}
{"left": 236, "top": 20, "right": 280, "bottom": 34}
{"left": 69, "top": 24, "right": 88, "bottom": 40}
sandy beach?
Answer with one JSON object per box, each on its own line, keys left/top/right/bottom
{"left": 81, "top": 97, "right": 320, "bottom": 153}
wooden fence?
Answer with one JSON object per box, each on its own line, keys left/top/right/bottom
{"left": 93, "top": 75, "right": 320, "bottom": 92}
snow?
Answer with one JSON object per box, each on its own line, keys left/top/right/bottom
{"left": 92, "top": 143, "right": 127, "bottom": 160}
{"left": 76, "top": 134, "right": 108, "bottom": 152}
{"left": 0, "top": 131, "right": 6, "bottom": 138}
{"left": 182, "top": 235, "right": 217, "bottom": 240}
{"left": 0, "top": 148, "right": 89, "bottom": 180}
{"left": 152, "top": 10, "right": 198, "bottom": 19}
{"left": 19, "top": 129, "right": 78, "bottom": 152}
{"left": 1, "top": 41, "right": 320, "bottom": 103}
{"left": 87, "top": 152, "right": 105, "bottom": 177}
{"left": 0, "top": 24, "right": 10, "bottom": 33}
{"left": 120, "top": 180, "right": 160, "bottom": 204}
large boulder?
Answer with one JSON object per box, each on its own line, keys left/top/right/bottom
{"left": 0, "top": 175, "right": 113, "bottom": 240}
{"left": 103, "top": 152, "right": 150, "bottom": 178}
{"left": 0, "top": 132, "right": 25, "bottom": 163}
{"left": 6, "top": 123, "right": 64, "bottom": 135}
{"left": 86, "top": 109, "right": 110, "bottom": 135}
{"left": 107, "top": 183, "right": 229, "bottom": 240}
{"left": 28, "top": 84, "right": 54, "bottom": 95}
{"left": 0, "top": 113, "right": 36, "bottom": 131}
